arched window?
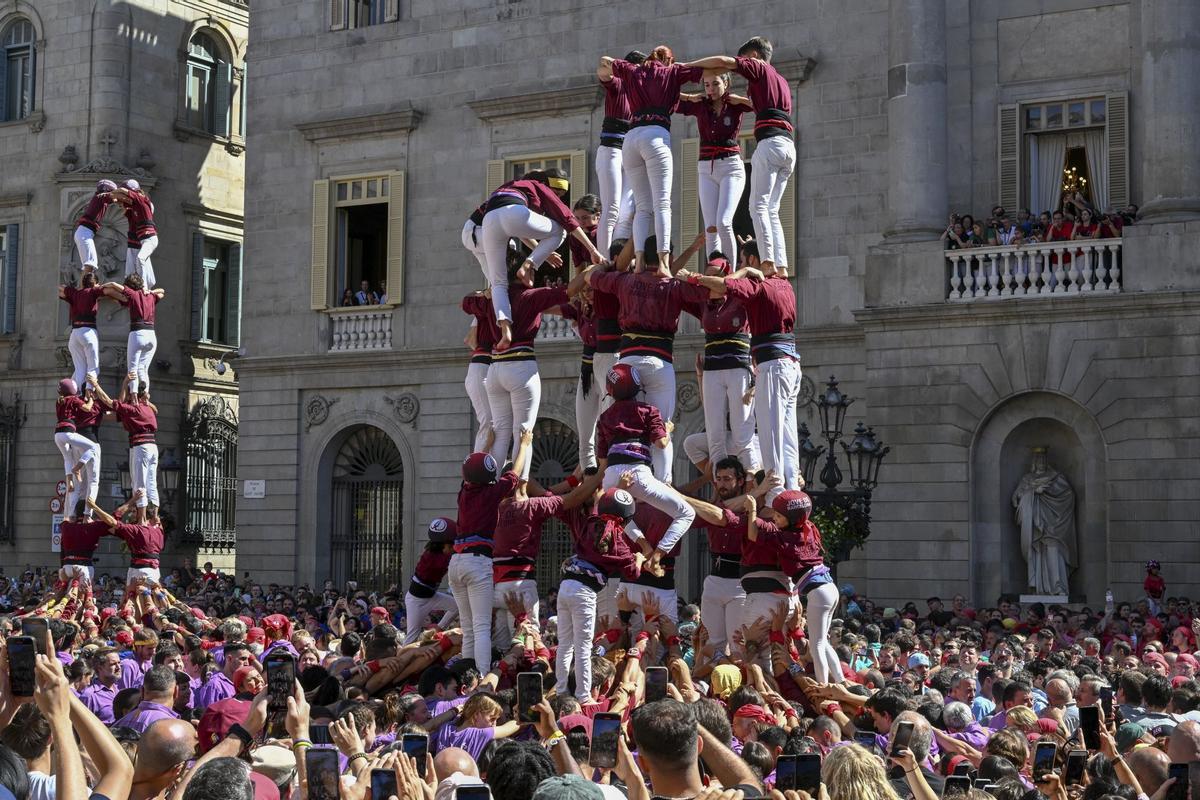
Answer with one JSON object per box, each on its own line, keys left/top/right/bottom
{"left": 1, "top": 18, "right": 35, "bottom": 122}
{"left": 181, "top": 396, "right": 238, "bottom": 549}
{"left": 185, "top": 32, "right": 231, "bottom": 136}
{"left": 330, "top": 426, "right": 404, "bottom": 589}
{"left": 531, "top": 418, "right": 580, "bottom": 586}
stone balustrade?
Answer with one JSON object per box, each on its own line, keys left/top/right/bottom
{"left": 945, "top": 238, "right": 1122, "bottom": 301}
{"left": 537, "top": 315, "right": 578, "bottom": 341}
{"left": 329, "top": 307, "right": 393, "bottom": 351}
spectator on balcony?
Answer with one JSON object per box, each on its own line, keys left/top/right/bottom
{"left": 960, "top": 215, "right": 976, "bottom": 243}
{"left": 940, "top": 217, "right": 969, "bottom": 250}
{"left": 995, "top": 215, "right": 1020, "bottom": 246}
{"left": 967, "top": 221, "right": 994, "bottom": 248}
{"left": 1016, "top": 209, "right": 1034, "bottom": 237}
{"left": 1047, "top": 211, "right": 1074, "bottom": 243}
{"left": 1121, "top": 204, "right": 1139, "bottom": 225}
{"left": 355, "top": 280, "right": 380, "bottom": 306}
{"left": 1098, "top": 212, "right": 1123, "bottom": 238}
{"left": 379, "top": 279, "right": 389, "bottom": 304}
{"left": 1070, "top": 208, "right": 1101, "bottom": 241}
{"left": 340, "top": 289, "right": 355, "bottom": 307}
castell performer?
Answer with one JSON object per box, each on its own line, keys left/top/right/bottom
{"left": 59, "top": 272, "right": 106, "bottom": 394}
{"left": 112, "top": 179, "right": 159, "bottom": 287}
{"left": 53, "top": 378, "right": 100, "bottom": 518}
{"left": 403, "top": 517, "right": 460, "bottom": 644}
{"left": 594, "top": 50, "right": 644, "bottom": 255}
{"left": 462, "top": 292, "right": 497, "bottom": 454}
{"left": 89, "top": 375, "right": 159, "bottom": 523}
{"left": 72, "top": 179, "right": 117, "bottom": 273}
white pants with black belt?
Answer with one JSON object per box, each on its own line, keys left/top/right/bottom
{"left": 486, "top": 360, "right": 540, "bottom": 480}
{"left": 683, "top": 431, "right": 763, "bottom": 473}
{"left": 126, "top": 330, "right": 157, "bottom": 395}
{"left": 73, "top": 225, "right": 98, "bottom": 270}
{"left": 595, "top": 144, "right": 634, "bottom": 256}
{"left": 125, "top": 235, "right": 158, "bottom": 287}
{"left": 702, "top": 367, "right": 757, "bottom": 472}
{"left": 756, "top": 358, "right": 802, "bottom": 497}
{"left": 465, "top": 361, "right": 492, "bottom": 453}
{"left": 749, "top": 136, "right": 796, "bottom": 268}
{"left": 447, "top": 552, "right": 494, "bottom": 670}
{"left": 555, "top": 578, "right": 598, "bottom": 702}
{"left": 698, "top": 157, "right": 746, "bottom": 260}
{"left": 701, "top": 573, "right": 747, "bottom": 657}
{"left": 482, "top": 205, "right": 564, "bottom": 324}
{"left": 461, "top": 219, "right": 489, "bottom": 280}
{"left": 616, "top": 354, "right": 675, "bottom": 482}
{"left": 69, "top": 327, "right": 100, "bottom": 391}
{"left": 602, "top": 464, "right": 694, "bottom": 554}
{"left": 130, "top": 443, "right": 159, "bottom": 508}
{"left": 403, "top": 589, "right": 459, "bottom": 644}
{"left": 623, "top": 125, "right": 673, "bottom": 254}
{"left": 55, "top": 431, "right": 99, "bottom": 517}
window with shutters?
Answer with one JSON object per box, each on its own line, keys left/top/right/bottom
{"left": 329, "top": 0, "right": 400, "bottom": 30}
{"left": 183, "top": 32, "right": 233, "bottom": 138}
{"left": 190, "top": 234, "right": 241, "bottom": 346}
{"left": 1, "top": 18, "right": 35, "bottom": 122}
{"left": 311, "top": 172, "right": 406, "bottom": 310}
{"left": 0, "top": 225, "right": 18, "bottom": 335}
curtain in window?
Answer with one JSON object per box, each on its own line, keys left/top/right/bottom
{"left": 1030, "top": 133, "right": 1067, "bottom": 216}
{"left": 1083, "top": 128, "right": 1109, "bottom": 213}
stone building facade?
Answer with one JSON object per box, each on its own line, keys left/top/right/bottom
{"left": 0, "top": 0, "right": 247, "bottom": 575}
{"left": 239, "top": 0, "right": 1200, "bottom": 606}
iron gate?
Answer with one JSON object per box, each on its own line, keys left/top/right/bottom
{"left": 330, "top": 426, "right": 404, "bottom": 590}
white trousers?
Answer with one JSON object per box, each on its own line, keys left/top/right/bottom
{"left": 623, "top": 125, "right": 673, "bottom": 254}
{"left": 60, "top": 564, "right": 95, "bottom": 584}
{"left": 575, "top": 369, "right": 603, "bottom": 469}
{"left": 127, "top": 566, "right": 161, "bottom": 584}
{"left": 702, "top": 368, "right": 757, "bottom": 471}
{"left": 595, "top": 576, "right": 620, "bottom": 624}
{"left": 465, "top": 362, "right": 492, "bottom": 453}
{"left": 130, "top": 443, "right": 159, "bottom": 508}
{"left": 756, "top": 359, "right": 801, "bottom": 495}
{"left": 806, "top": 582, "right": 844, "bottom": 684}
{"left": 602, "top": 464, "right": 694, "bottom": 554}
{"left": 682, "top": 431, "right": 763, "bottom": 473}
{"left": 403, "top": 590, "right": 459, "bottom": 644}
{"left": 78, "top": 434, "right": 101, "bottom": 512}
{"left": 701, "top": 575, "right": 747, "bottom": 657}
{"left": 737, "top": 585, "right": 790, "bottom": 671}
{"left": 749, "top": 137, "right": 796, "bottom": 267}
{"left": 595, "top": 144, "right": 635, "bottom": 256}
{"left": 125, "top": 236, "right": 158, "bottom": 287}
{"left": 461, "top": 220, "right": 489, "bottom": 279}
{"left": 698, "top": 158, "right": 747, "bottom": 260}
{"left": 447, "top": 553, "right": 494, "bottom": 669}
{"left": 616, "top": 582, "right": 678, "bottom": 625}
{"left": 485, "top": 360, "right": 540, "bottom": 480}
{"left": 592, "top": 353, "right": 618, "bottom": 415}
{"left": 55, "top": 432, "right": 99, "bottom": 517}
{"left": 73, "top": 225, "right": 98, "bottom": 270}
{"left": 555, "top": 578, "right": 597, "bottom": 702}
{"left": 616, "top": 354, "right": 675, "bottom": 482}
{"left": 492, "top": 577, "right": 540, "bottom": 648}
{"left": 126, "top": 330, "right": 157, "bottom": 395}
{"left": 69, "top": 327, "right": 100, "bottom": 390}
{"left": 482, "top": 205, "right": 564, "bottom": 324}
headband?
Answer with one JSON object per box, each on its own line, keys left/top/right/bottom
{"left": 548, "top": 177, "right": 569, "bottom": 192}
{"left": 733, "top": 704, "right": 775, "bottom": 725}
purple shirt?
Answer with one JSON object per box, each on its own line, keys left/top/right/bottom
{"left": 988, "top": 709, "right": 1011, "bottom": 731}
{"left": 433, "top": 725, "right": 494, "bottom": 760}
{"left": 949, "top": 722, "right": 990, "bottom": 750}
{"left": 264, "top": 639, "right": 299, "bottom": 659}
{"left": 193, "top": 671, "right": 235, "bottom": 710}
{"left": 113, "top": 700, "right": 180, "bottom": 734}
{"left": 78, "top": 680, "right": 119, "bottom": 724}
{"left": 118, "top": 658, "right": 152, "bottom": 691}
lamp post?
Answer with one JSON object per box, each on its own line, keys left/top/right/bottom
{"left": 118, "top": 462, "right": 132, "bottom": 501}
{"left": 801, "top": 376, "right": 890, "bottom": 571}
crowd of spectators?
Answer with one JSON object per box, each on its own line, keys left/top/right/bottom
{"left": 941, "top": 196, "right": 1136, "bottom": 251}
{"left": 2, "top": 563, "right": 1199, "bottom": 800}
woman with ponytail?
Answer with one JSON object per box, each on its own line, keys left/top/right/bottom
{"left": 595, "top": 50, "right": 645, "bottom": 255}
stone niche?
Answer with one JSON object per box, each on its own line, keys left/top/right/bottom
{"left": 970, "top": 392, "right": 1108, "bottom": 606}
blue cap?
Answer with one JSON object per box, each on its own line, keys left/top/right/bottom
{"left": 841, "top": 584, "right": 856, "bottom": 595}
{"left": 908, "top": 652, "right": 931, "bottom": 668}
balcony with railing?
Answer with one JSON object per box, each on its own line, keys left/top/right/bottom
{"left": 945, "top": 238, "right": 1122, "bottom": 301}
{"left": 329, "top": 306, "right": 394, "bottom": 351}
{"left": 537, "top": 315, "right": 578, "bottom": 341}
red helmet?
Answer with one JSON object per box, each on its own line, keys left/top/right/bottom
{"left": 771, "top": 490, "right": 813, "bottom": 527}
{"left": 606, "top": 363, "right": 642, "bottom": 401}
{"left": 597, "top": 487, "right": 636, "bottom": 520}
{"left": 58, "top": 378, "right": 78, "bottom": 397}
{"left": 427, "top": 516, "right": 457, "bottom": 543}
{"left": 462, "top": 452, "right": 500, "bottom": 485}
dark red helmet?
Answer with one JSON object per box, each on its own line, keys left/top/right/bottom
{"left": 771, "top": 490, "right": 813, "bottom": 527}
{"left": 462, "top": 452, "right": 500, "bottom": 485}
{"left": 597, "top": 487, "right": 636, "bottom": 520}
{"left": 427, "top": 517, "right": 457, "bottom": 543}
{"left": 605, "top": 363, "right": 642, "bottom": 401}
{"left": 58, "top": 378, "right": 78, "bottom": 397}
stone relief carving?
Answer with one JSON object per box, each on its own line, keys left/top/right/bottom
{"left": 385, "top": 393, "right": 420, "bottom": 424}
{"left": 304, "top": 395, "right": 338, "bottom": 432}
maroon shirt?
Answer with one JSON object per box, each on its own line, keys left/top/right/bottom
{"left": 462, "top": 294, "right": 498, "bottom": 362}
{"left": 592, "top": 278, "right": 622, "bottom": 354}
{"left": 754, "top": 518, "right": 823, "bottom": 574}
{"left": 741, "top": 517, "right": 802, "bottom": 572}
{"left": 60, "top": 520, "right": 109, "bottom": 563}
{"left": 495, "top": 179, "right": 580, "bottom": 233}
{"left": 76, "top": 192, "right": 113, "bottom": 231}
{"left": 456, "top": 471, "right": 520, "bottom": 546}
{"left": 571, "top": 515, "right": 642, "bottom": 582}
{"left": 75, "top": 398, "right": 105, "bottom": 433}
{"left": 120, "top": 288, "right": 160, "bottom": 330}
{"left": 492, "top": 494, "right": 561, "bottom": 563}
{"left": 734, "top": 56, "right": 794, "bottom": 134}
{"left": 590, "top": 272, "right": 693, "bottom": 334}
{"left": 723, "top": 276, "right": 796, "bottom": 335}
{"left": 601, "top": 76, "right": 632, "bottom": 121}
{"left": 412, "top": 549, "right": 451, "bottom": 587}
{"left": 56, "top": 396, "right": 85, "bottom": 432}
{"left": 678, "top": 97, "right": 746, "bottom": 158}
{"left": 597, "top": 399, "right": 666, "bottom": 464}
{"left": 631, "top": 504, "right": 681, "bottom": 557}
{"left": 112, "top": 401, "right": 157, "bottom": 446}
{"left": 695, "top": 506, "right": 747, "bottom": 556}
{"left": 123, "top": 192, "right": 157, "bottom": 243}
{"left": 63, "top": 286, "right": 105, "bottom": 328}
{"left": 609, "top": 60, "right": 704, "bottom": 125}
{"left": 569, "top": 224, "right": 598, "bottom": 271}
{"left": 560, "top": 302, "right": 597, "bottom": 349}
{"left": 114, "top": 523, "right": 164, "bottom": 567}
{"left": 690, "top": 295, "right": 750, "bottom": 335}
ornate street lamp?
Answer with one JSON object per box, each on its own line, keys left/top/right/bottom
{"left": 158, "top": 449, "right": 182, "bottom": 508}
{"left": 118, "top": 462, "right": 133, "bottom": 501}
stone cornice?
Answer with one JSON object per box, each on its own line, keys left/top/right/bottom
{"left": 0, "top": 192, "right": 31, "bottom": 209}
{"left": 775, "top": 51, "right": 818, "bottom": 85}
{"left": 181, "top": 202, "right": 244, "bottom": 226}
{"left": 296, "top": 104, "right": 422, "bottom": 143}
{"left": 468, "top": 81, "right": 601, "bottom": 123}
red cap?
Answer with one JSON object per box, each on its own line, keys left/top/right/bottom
{"left": 249, "top": 771, "right": 281, "bottom": 800}
{"left": 427, "top": 517, "right": 457, "bottom": 543}
{"left": 1172, "top": 675, "right": 1192, "bottom": 688}
{"left": 771, "top": 490, "right": 813, "bottom": 527}
{"left": 1143, "top": 651, "right": 1168, "bottom": 667}
{"left": 1177, "top": 653, "right": 1198, "bottom": 668}
{"left": 190, "top": 607, "right": 207, "bottom": 620}
{"left": 706, "top": 256, "right": 732, "bottom": 275}
{"left": 100, "top": 607, "right": 117, "bottom": 620}
{"left": 557, "top": 714, "right": 594, "bottom": 738}
{"left": 605, "top": 362, "right": 642, "bottom": 401}
{"left": 197, "top": 697, "right": 252, "bottom": 753}
{"left": 462, "top": 452, "right": 500, "bottom": 485}
{"left": 238, "top": 615, "right": 254, "bottom": 628}
{"left": 246, "top": 627, "right": 265, "bottom": 644}
{"left": 262, "top": 614, "right": 292, "bottom": 640}
{"left": 370, "top": 606, "right": 389, "bottom": 619}
{"left": 115, "top": 630, "right": 133, "bottom": 646}
{"left": 233, "top": 665, "right": 257, "bottom": 693}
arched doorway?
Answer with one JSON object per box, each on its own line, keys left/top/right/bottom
{"left": 531, "top": 418, "right": 579, "bottom": 588}
{"left": 330, "top": 425, "right": 404, "bottom": 590}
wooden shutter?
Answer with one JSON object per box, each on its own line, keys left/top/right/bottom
{"left": 310, "top": 179, "right": 330, "bottom": 310}
{"left": 1106, "top": 91, "right": 1129, "bottom": 209}
{"left": 485, "top": 159, "right": 506, "bottom": 195}
{"left": 568, "top": 150, "right": 587, "bottom": 203}
{"left": 383, "top": 0, "right": 400, "bottom": 22}
{"left": 330, "top": 0, "right": 346, "bottom": 30}
{"left": 998, "top": 104, "right": 1020, "bottom": 212}
{"left": 190, "top": 232, "right": 206, "bottom": 340}
{"left": 225, "top": 243, "right": 242, "bottom": 346}
{"left": 213, "top": 61, "right": 231, "bottom": 137}
{"left": 679, "top": 138, "right": 701, "bottom": 271}
{"left": 386, "top": 171, "right": 406, "bottom": 306}
{"left": 2, "top": 225, "right": 16, "bottom": 334}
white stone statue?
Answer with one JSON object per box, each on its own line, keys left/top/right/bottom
{"left": 1012, "top": 447, "right": 1077, "bottom": 596}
